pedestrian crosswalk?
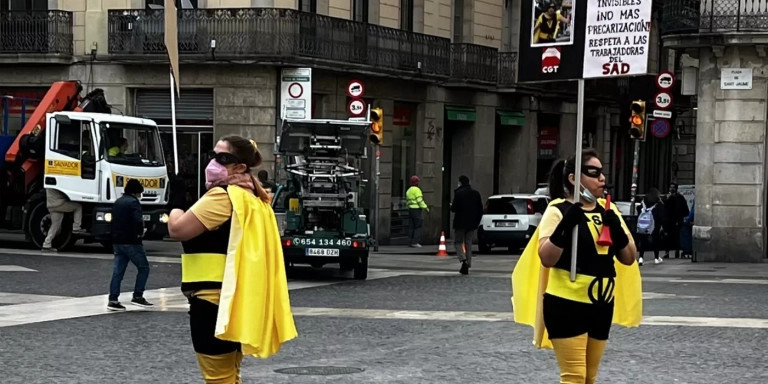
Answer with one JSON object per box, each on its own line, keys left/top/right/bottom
{"left": 3, "top": 263, "right": 768, "bottom": 330}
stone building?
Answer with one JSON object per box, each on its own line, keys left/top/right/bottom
{"left": 1, "top": 0, "right": 637, "bottom": 245}
{"left": 662, "top": 0, "right": 767, "bottom": 262}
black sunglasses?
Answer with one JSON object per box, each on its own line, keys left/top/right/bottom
{"left": 582, "top": 165, "right": 603, "bottom": 178}
{"left": 211, "top": 152, "right": 240, "bottom": 165}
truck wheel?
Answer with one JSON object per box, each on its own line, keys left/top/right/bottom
{"left": 27, "top": 199, "right": 76, "bottom": 251}
{"left": 353, "top": 256, "right": 368, "bottom": 280}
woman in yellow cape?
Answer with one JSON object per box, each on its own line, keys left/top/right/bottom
{"left": 511, "top": 149, "right": 642, "bottom": 384}
{"left": 169, "top": 136, "right": 297, "bottom": 384}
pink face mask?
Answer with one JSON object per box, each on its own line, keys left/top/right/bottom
{"left": 204, "top": 159, "right": 229, "bottom": 189}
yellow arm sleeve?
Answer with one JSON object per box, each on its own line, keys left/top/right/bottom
{"left": 538, "top": 205, "right": 563, "bottom": 239}
{"left": 189, "top": 187, "right": 233, "bottom": 230}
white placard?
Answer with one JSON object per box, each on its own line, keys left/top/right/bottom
{"left": 721, "top": 68, "right": 752, "bottom": 90}
{"left": 653, "top": 110, "right": 672, "bottom": 119}
{"left": 582, "top": 0, "right": 653, "bottom": 78}
{"left": 280, "top": 68, "right": 312, "bottom": 120}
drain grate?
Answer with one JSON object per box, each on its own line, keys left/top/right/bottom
{"left": 275, "top": 366, "right": 365, "bottom": 376}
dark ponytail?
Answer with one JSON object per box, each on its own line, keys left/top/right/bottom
{"left": 547, "top": 148, "right": 601, "bottom": 200}
{"left": 548, "top": 159, "right": 568, "bottom": 200}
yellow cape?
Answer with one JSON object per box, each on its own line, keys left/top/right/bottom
{"left": 511, "top": 198, "right": 643, "bottom": 349}
{"left": 215, "top": 185, "right": 298, "bottom": 358}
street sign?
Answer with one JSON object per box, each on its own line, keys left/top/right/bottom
{"left": 654, "top": 91, "right": 673, "bottom": 109}
{"left": 280, "top": 68, "right": 312, "bottom": 120}
{"left": 656, "top": 71, "right": 675, "bottom": 90}
{"left": 653, "top": 110, "right": 673, "bottom": 119}
{"left": 347, "top": 99, "right": 365, "bottom": 116}
{"left": 346, "top": 80, "right": 365, "bottom": 98}
{"left": 651, "top": 118, "right": 671, "bottom": 138}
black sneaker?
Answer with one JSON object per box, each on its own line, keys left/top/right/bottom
{"left": 107, "top": 301, "right": 126, "bottom": 312}
{"left": 131, "top": 297, "right": 154, "bottom": 308}
{"left": 459, "top": 262, "right": 469, "bottom": 275}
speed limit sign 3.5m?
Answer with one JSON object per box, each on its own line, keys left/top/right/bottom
{"left": 654, "top": 91, "right": 673, "bottom": 109}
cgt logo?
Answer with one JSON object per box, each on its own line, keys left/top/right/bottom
{"left": 541, "top": 47, "right": 561, "bottom": 74}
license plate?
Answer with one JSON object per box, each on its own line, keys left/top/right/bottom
{"left": 495, "top": 221, "right": 517, "bottom": 228}
{"left": 142, "top": 214, "right": 151, "bottom": 221}
{"left": 306, "top": 248, "right": 340, "bottom": 257}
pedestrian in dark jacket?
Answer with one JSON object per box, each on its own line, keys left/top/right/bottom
{"left": 107, "top": 179, "right": 153, "bottom": 311}
{"left": 451, "top": 175, "right": 484, "bottom": 275}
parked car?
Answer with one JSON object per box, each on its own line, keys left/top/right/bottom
{"left": 477, "top": 194, "right": 550, "bottom": 254}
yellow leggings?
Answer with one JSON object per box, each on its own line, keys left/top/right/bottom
{"left": 196, "top": 351, "right": 244, "bottom": 384}
{"left": 550, "top": 333, "right": 607, "bottom": 384}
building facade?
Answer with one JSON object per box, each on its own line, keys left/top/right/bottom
{"left": 1, "top": 0, "right": 630, "bottom": 245}
{"left": 661, "top": 0, "right": 768, "bottom": 262}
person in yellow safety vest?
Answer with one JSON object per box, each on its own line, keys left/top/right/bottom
{"left": 108, "top": 138, "right": 128, "bottom": 157}
{"left": 405, "top": 175, "right": 429, "bottom": 248}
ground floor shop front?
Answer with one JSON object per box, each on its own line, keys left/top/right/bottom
{"left": 1, "top": 62, "right": 631, "bottom": 246}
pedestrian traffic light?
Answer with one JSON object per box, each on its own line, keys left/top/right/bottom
{"left": 629, "top": 100, "right": 645, "bottom": 139}
{"left": 369, "top": 107, "right": 384, "bottom": 145}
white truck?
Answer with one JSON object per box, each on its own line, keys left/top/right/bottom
{"left": 0, "top": 81, "right": 170, "bottom": 250}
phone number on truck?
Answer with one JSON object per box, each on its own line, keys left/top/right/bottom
{"left": 291, "top": 238, "right": 353, "bottom": 247}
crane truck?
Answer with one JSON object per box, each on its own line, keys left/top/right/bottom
{"left": 0, "top": 81, "right": 170, "bottom": 251}
{"left": 271, "top": 118, "right": 374, "bottom": 280}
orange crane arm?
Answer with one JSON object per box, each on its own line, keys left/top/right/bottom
{"left": 4, "top": 81, "right": 82, "bottom": 163}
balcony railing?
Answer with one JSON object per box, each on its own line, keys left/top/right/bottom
{"left": 661, "top": 0, "right": 768, "bottom": 35}
{"left": 449, "top": 43, "right": 498, "bottom": 83}
{"left": 108, "top": 8, "right": 451, "bottom": 77}
{"left": 498, "top": 52, "right": 517, "bottom": 87}
{"left": 0, "top": 10, "right": 73, "bottom": 55}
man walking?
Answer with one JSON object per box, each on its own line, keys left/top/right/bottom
{"left": 406, "top": 175, "right": 429, "bottom": 247}
{"left": 107, "top": 179, "right": 153, "bottom": 311}
{"left": 42, "top": 188, "right": 85, "bottom": 252}
{"left": 664, "top": 182, "right": 690, "bottom": 258}
{"left": 451, "top": 176, "right": 483, "bottom": 275}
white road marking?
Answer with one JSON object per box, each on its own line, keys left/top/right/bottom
{"left": 0, "top": 292, "right": 69, "bottom": 305}
{"left": 642, "top": 316, "right": 768, "bottom": 329}
{"left": 0, "top": 269, "right": 414, "bottom": 328}
{"left": 0, "top": 265, "right": 37, "bottom": 272}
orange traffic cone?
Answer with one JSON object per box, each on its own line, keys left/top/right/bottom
{"left": 436, "top": 231, "right": 449, "bottom": 257}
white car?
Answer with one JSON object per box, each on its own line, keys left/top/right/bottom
{"left": 477, "top": 194, "right": 550, "bottom": 254}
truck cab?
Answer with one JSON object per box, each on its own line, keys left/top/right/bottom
{"left": 30, "top": 112, "right": 169, "bottom": 249}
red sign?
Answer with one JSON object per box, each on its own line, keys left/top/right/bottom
{"left": 1, "top": 91, "right": 44, "bottom": 114}
{"left": 538, "top": 126, "right": 559, "bottom": 149}
{"left": 393, "top": 107, "right": 412, "bottom": 126}
{"left": 346, "top": 80, "right": 365, "bottom": 98}
{"left": 541, "top": 47, "right": 561, "bottom": 74}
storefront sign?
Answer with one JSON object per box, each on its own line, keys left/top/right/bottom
{"left": 280, "top": 68, "right": 312, "bottom": 120}
{"left": 538, "top": 126, "right": 559, "bottom": 158}
{"left": 393, "top": 107, "right": 412, "bottom": 126}
{"left": 721, "top": 68, "right": 752, "bottom": 90}
{"left": 582, "top": 0, "right": 653, "bottom": 78}
{"left": 1, "top": 90, "right": 44, "bottom": 114}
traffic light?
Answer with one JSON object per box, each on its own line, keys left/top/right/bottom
{"left": 629, "top": 100, "right": 646, "bottom": 139}
{"left": 369, "top": 107, "right": 384, "bottom": 145}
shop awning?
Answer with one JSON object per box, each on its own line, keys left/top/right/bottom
{"left": 445, "top": 106, "right": 476, "bottom": 122}
{"left": 497, "top": 110, "right": 525, "bottom": 126}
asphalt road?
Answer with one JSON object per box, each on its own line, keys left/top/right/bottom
{"left": 1, "top": 234, "right": 768, "bottom": 383}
